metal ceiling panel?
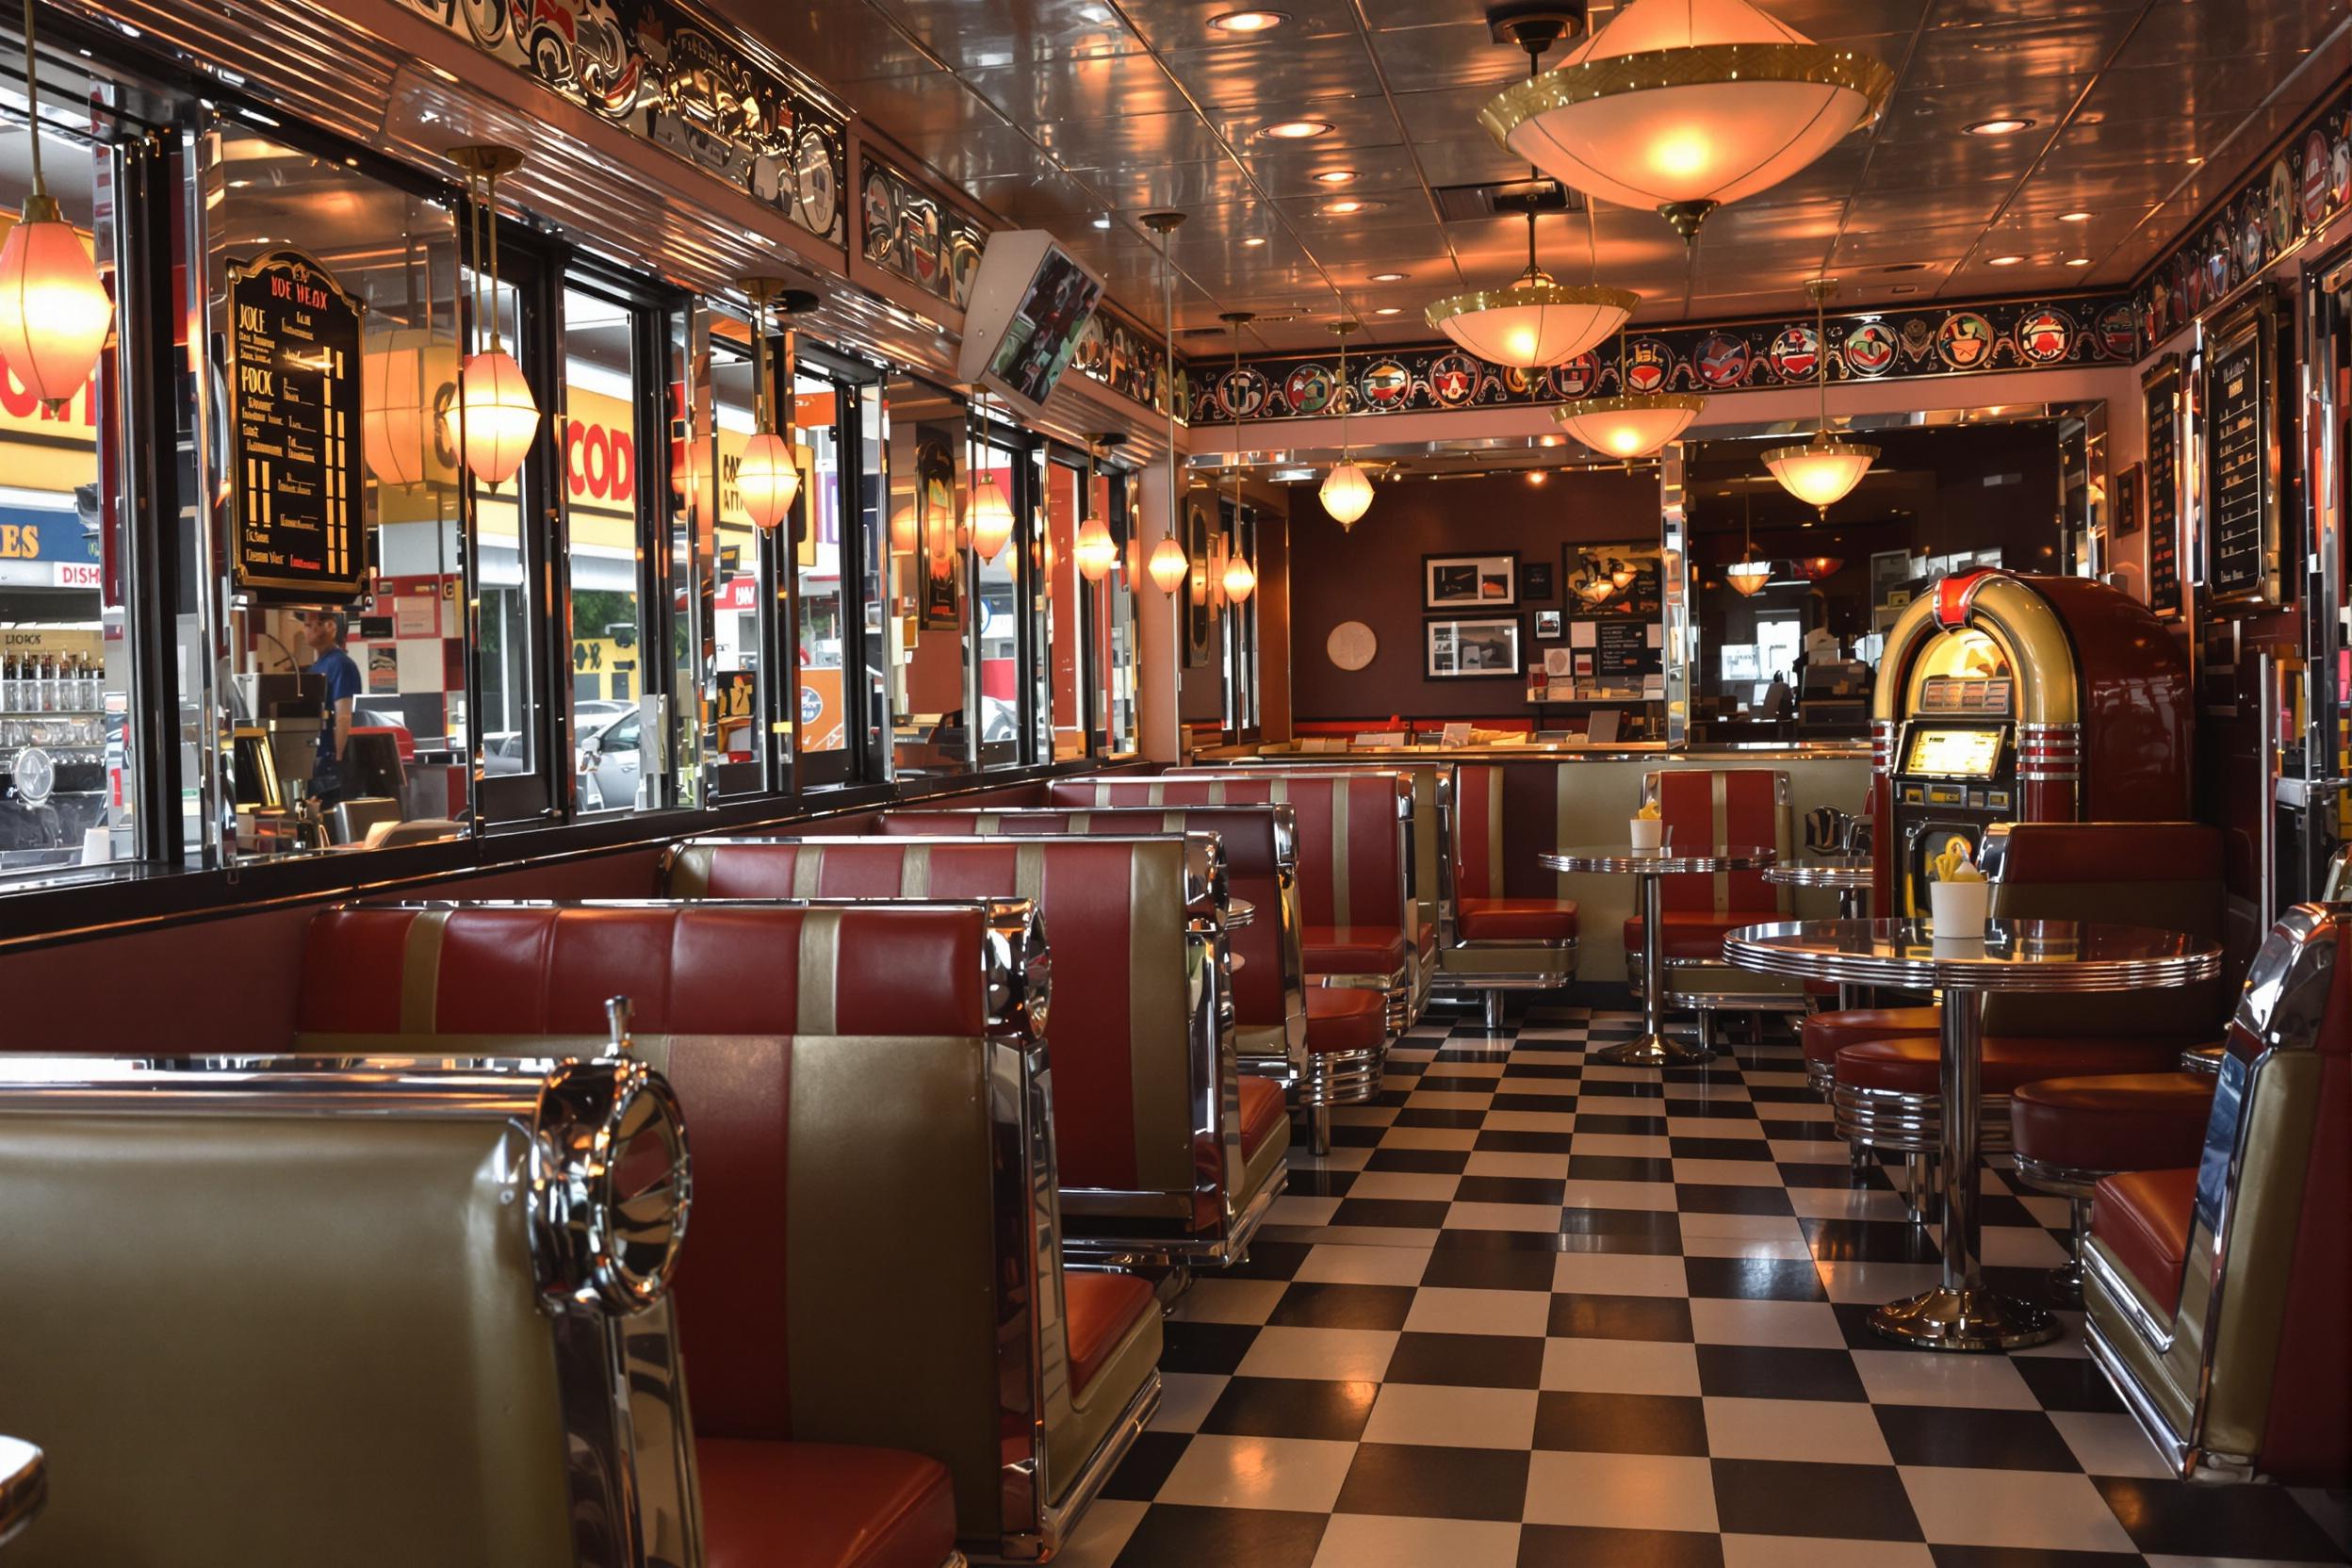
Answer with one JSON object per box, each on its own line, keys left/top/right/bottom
{"left": 1159, "top": 35, "right": 1381, "bottom": 111}
{"left": 1034, "top": 109, "right": 1235, "bottom": 170}
{"left": 957, "top": 51, "right": 1195, "bottom": 122}
{"left": 859, "top": 0, "right": 1145, "bottom": 70}
{"left": 1904, "top": 12, "right": 2134, "bottom": 89}
{"left": 1369, "top": 23, "right": 1544, "bottom": 95}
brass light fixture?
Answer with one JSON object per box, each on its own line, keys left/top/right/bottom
{"left": 734, "top": 278, "right": 808, "bottom": 531}
{"left": 967, "top": 392, "right": 1016, "bottom": 564}
{"left": 1219, "top": 309, "right": 1257, "bottom": 605}
{"left": 1075, "top": 434, "right": 1119, "bottom": 583}
{"left": 1554, "top": 322, "right": 1706, "bottom": 459}
{"left": 448, "top": 146, "right": 541, "bottom": 486}
{"left": 1478, "top": 0, "right": 1892, "bottom": 246}
{"left": 1319, "top": 318, "right": 1373, "bottom": 527}
{"left": 1762, "top": 278, "right": 1876, "bottom": 520}
{"left": 1142, "top": 211, "right": 1191, "bottom": 595}
{"left": 1725, "top": 492, "right": 1772, "bottom": 596}
{"left": 0, "top": 0, "right": 112, "bottom": 414}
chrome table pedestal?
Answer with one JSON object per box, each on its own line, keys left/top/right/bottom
{"left": 1723, "top": 918, "right": 2219, "bottom": 1352}
{"left": 1542, "top": 844, "right": 1778, "bottom": 1069}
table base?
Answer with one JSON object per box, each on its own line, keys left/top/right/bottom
{"left": 1592, "top": 1032, "right": 1711, "bottom": 1068}
{"left": 1868, "top": 1285, "right": 2061, "bottom": 1351}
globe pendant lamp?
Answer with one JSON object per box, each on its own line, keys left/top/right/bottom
{"left": 1724, "top": 494, "right": 1772, "bottom": 596}
{"left": 361, "top": 327, "right": 433, "bottom": 487}
{"left": 1554, "top": 323, "right": 1705, "bottom": 460}
{"left": 1427, "top": 18, "right": 1634, "bottom": 368}
{"left": 1141, "top": 210, "right": 1190, "bottom": 594}
{"left": 1478, "top": 0, "right": 1893, "bottom": 246}
{"left": 1075, "top": 433, "right": 1122, "bottom": 582}
{"left": 734, "top": 277, "right": 808, "bottom": 531}
{"left": 0, "top": 0, "right": 113, "bottom": 415}
{"left": 1319, "top": 318, "right": 1374, "bottom": 529}
{"left": 1223, "top": 548, "right": 1257, "bottom": 603}
{"left": 449, "top": 146, "right": 540, "bottom": 486}
{"left": 1762, "top": 278, "right": 1875, "bottom": 520}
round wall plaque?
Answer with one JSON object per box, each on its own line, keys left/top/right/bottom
{"left": 1326, "top": 620, "right": 1378, "bottom": 671}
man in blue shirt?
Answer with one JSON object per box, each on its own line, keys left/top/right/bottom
{"left": 298, "top": 610, "right": 363, "bottom": 806}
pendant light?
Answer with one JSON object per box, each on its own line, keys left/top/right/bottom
{"left": 1554, "top": 322, "right": 1706, "bottom": 459}
{"left": 449, "top": 146, "right": 540, "bottom": 486}
{"left": 1425, "top": 17, "right": 1633, "bottom": 368}
{"left": 1218, "top": 310, "right": 1259, "bottom": 607}
{"left": 1762, "top": 278, "right": 1875, "bottom": 520}
{"left": 1725, "top": 492, "right": 1772, "bottom": 596}
{"left": 1075, "top": 437, "right": 1119, "bottom": 582}
{"left": 1141, "top": 211, "right": 1191, "bottom": 595}
{"left": 1479, "top": 0, "right": 1893, "bottom": 246}
{"left": 0, "top": 0, "right": 112, "bottom": 414}
{"left": 734, "top": 278, "right": 807, "bottom": 531}
{"left": 968, "top": 388, "right": 1016, "bottom": 562}
{"left": 1319, "top": 318, "right": 1374, "bottom": 528}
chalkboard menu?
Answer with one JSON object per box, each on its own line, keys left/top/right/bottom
{"left": 2141, "top": 356, "right": 2181, "bottom": 620}
{"left": 2200, "top": 300, "right": 2279, "bottom": 609}
{"left": 1589, "top": 618, "right": 1658, "bottom": 679}
{"left": 228, "top": 249, "right": 367, "bottom": 602}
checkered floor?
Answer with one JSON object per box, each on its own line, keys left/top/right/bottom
{"left": 1058, "top": 1001, "right": 2352, "bottom": 1568}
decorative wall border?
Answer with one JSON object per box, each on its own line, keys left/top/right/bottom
{"left": 1187, "top": 293, "right": 2141, "bottom": 425}
{"left": 2135, "top": 77, "right": 2351, "bottom": 346}
{"left": 856, "top": 146, "right": 988, "bottom": 311}
{"left": 1071, "top": 297, "right": 1184, "bottom": 423}
{"left": 396, "top": 0, "right": 847, "bottom": 248}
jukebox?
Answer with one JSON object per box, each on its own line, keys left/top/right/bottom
{"left": 1872, "top": 571, "right": 2192, "bottom": 914}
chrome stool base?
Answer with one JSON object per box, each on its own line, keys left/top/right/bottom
{"left": 1870, "top": 1284, "right": 2061, "bottom": 1351}
{"left": 1593, "top": 1032, "right": 1711, "bottom": 1068}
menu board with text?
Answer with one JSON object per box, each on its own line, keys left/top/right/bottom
{"left": 2200, "top": 302, "right": 2279, "bottom": 609}
{"left": 228, "top": 249, "right": 367, "bottom": 602}
{"left": 2141, "top": 357, "right": 2180, "bottom": 619}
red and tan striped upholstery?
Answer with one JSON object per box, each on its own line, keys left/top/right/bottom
{"left": 1439, "top": 763, "right": 1579, "bottom": 1009}
{"left": 300, "top": 898, "right": 1157, "bottom": 1562}
{"left": 1623, "top": 769, "right": 1790, "bottom": 961}
{"left": 662, "top": 834, "right": 1285, "bottom": 1258}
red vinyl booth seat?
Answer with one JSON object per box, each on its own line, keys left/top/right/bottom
{"left": 1836, "top": 1035, "right": 2193, "bottom": 1096}
{"left": 1306, "top": 987, "right": 1386, "bottom": 1055}
{"left": 2011, "top": 1073, "right": 2215, "bottom": 1175}
{"left": 1239, "top": 1075, "right": 1288, "bottom": 1159}
{"left": 1620, "top": 770, "right": 1788, "bottom": 975}
{"left": 1065, "top": 1272, "right": 1157, "bottom": 1396}
{"left": 2092, "top": 1167, "right": 2197, "bottom": 1318}
{"left": 1457, "top": 899, "right": 1579, "bottom": 942}
{"left": 699, "top": 1439, "right": 957, "bottom": 1568}
{"left": 1303, "top": 923, "right": 1409, "bottom": 972}
{"left": 1620, "top": 909, "right": 1766, "bottom": 961}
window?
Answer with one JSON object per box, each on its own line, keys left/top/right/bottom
{"left": 969, "top": 426, "right": 1023, "bottom": 768}
{"left": 1096, "top": 467, "right": 1139, "bottom": 756}
{"left": 792, "top": 367, "right": 851, "bottom": 783}
{"left": 882, "top": 375, "right": 971, "bottom": 777}
{"left": 1042, "top": 451, "right": 1086, "bottom": 760}
{"left": 559, "top": 285, "right": 655, "bottom": 811}
{"left": 703, "top": 324, "right": 772, "bottom": 794}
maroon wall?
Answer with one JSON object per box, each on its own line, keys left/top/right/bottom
{"left": 1288, "top": 468, "right": 1663, "bottom": 721}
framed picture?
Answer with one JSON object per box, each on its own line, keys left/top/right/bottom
{"left": 1183, "top": 495, "right": 1215, "bottom": 667}
{"left": 1561, "top": 541, "right": 1661, "bottom": 617}
{"left": 1426, "top": 614, "right": 1523, "bottom": 679}
{"left": 1424, "top": 551, "right": 1518, "bottom": 610}
{"left": 915, "top": 422, "right": 962, "bottom": 630}
{"left": 1521, "top": 562, "right": 1555, "bottom": 601}
{"left": 2113, "top": 461, "right": 2143, "bottom": 538}
{"left": 1534, "top": 609, "right": 1563, "bottom": 639}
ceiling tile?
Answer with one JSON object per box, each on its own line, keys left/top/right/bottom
{"left": 858, "top": 0, "right": 1144, "bottom": 71}
{"left": 1161, "top": 34, "right": 1381, "bottom": 111}
{"left": 1368, "top": 23, "right": 1534, "bottom": 94}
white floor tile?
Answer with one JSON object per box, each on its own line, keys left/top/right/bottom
{"left": 1705, "top": 1395, "right": 1893, "bottom": 1463}
{"left": 1157, "top": 1433, "right": 1361, "bottom": 1512}
{"left": 1557, "top": 1178, "right": 1681, "bottom": 1213}
{"left": 1312, "top": 1513, "right": 1521, "bottom": 1568}
{"left": 1687, "top": 1297, "right": 1848, "bottom": 1349}
{"left": 1522, "top": 1450, "right": 1719, "bottom": 1530}
{"left": 1466, "top": 1150, "right": 1573, "bottom": 1180}
{"left": 1234, "top": 1326, "right": 1399, "bottom": 1383}
{"left": 1720, "top": 1536, "right": 1934, "bottom": 1567}
{"left": 1293, "top": 1243, "right": 1433, "bottom": 1286}
{"left": 1540, "top": 1336, "right": 1702, "bottom": 1396}
{"left": 1446, "top": 1200, "right": 1566, "bottom": 1233}
{"left": 2048, "top": 1410, "right": 2175, "bottom": 1478}
{"left": 1345, "top": 1169, "right": 1463, "bottom": 1202}
{"left": 1672, "top": 1158, "right": 1786, "bottom": 1187}
{"left": 1897, "top": 1466, "right": 2138, "bottom": 1552}
{"left": 1048, "top": 1497, "right": 1147, "bottom": 1568}
{"left": 1853, "top": 1349, "right": 2040, "bottom": 1410}
{"left": 1361, "top": 1381, "right": 1540, "bottom": 1450}
{"left": 1148, "top": 1372, "right": 1230, "bottom": 1433}
{"left": 1403, "top": 1285, "right": 1553, "bottom": 1338}
{"left": 1552, "top": 1250, "right": 1692, "bottom": 1298}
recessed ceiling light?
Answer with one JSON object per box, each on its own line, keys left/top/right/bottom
{"left": 1965, "top": 117, "right": 2036, "bottom": 136}
{"left": 1241, "top": 236, "right": 1268, "bottom": 247}
{"left": 2057, "top": 210, "right": 2093, "bottom": 222}
{"left": 1322, "top": 197, "right": 1383, "bottom": 215}
{"left": 1369, "top": 270, "right": 1407, "bottom": 282}
{"left": 1208, "top": 8, "right": 1287, "bottom": 33}
{"left": 2065, "top": 256, "right": 2092, "bottom": 267}
{"left": 1313, "top": 169, "right": 1359, "bottom": 185}
{"left": 1258, "top": 119, "right": 1332, "bottom": 140}
{"left": 1987, "top": 253, "right": 2025, "bottom": 266}
{"left": 1526, "top": 470, "right": 1549, "bottom": 487}
{"left": 1373, "top": 306, "right": 1403, "bottom": 316}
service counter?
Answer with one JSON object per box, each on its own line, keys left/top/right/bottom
{"left": 1227, "top": 741, "right": 1873, "bottom": 986}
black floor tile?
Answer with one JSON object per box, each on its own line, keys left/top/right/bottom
{"left": 1158, "top": 1320, "right": 1261, "bottom": 1375}
{"left": 2093, "top": 1476, "right": 2352, "bottom": 1561}
{"left": 1109, "top": 1503, "right": 1329, "bottom": 1568}
{"left": 1267, "top": 1281, "right": 1418, "bottom": 1331}
{"left": 1671, "top": 1137, "right": 1781, "bottom": 1163}
{"left": 1100, "top": 1429, "right": 1192, "bottom": 1501}
{"left": 1491, "top": 1093, "right": 1585, "bottom": 1114}
{"left": 1501, "top": 1062, "right": 1583, "bottom": 1079}
{"left": 1873, "top": 1405, "right": 2082, "bottom": 1471}
{"left": 1547, "top": 1292, "right": 1695, "bottom": 1343}
{"left": 1710, "top": 1457, "right": 1923, "bottom": 1540}
{"left": 1476, "top": 1130, "right": 1580, "bottom": 1153}
{"left": 1927, "top": 1549, "right": 2144, "bottom": 1568}
{"left": 1333, "top": 1443, "right": 1531, "bottom": 1522}
{"left": 1330, "top": 1197, "right": 1454, "bottom": 1229}
{"left": 1674, "top": 1183, "right": 1797, "bottom": 1217}
{"left": 1415, "top": 1073, "right": 1503, "bottom": 1094}
{"left": 1435, "top": 1228, "right": 1575, "bottom": 1253}
{"left": 1198, "top": 1376, "right": 1380, "bottom": 1442}
{"left": 1219, "top": 1238, "right": 1313, "bottom": 1281}
{"left": 1364, "top": 1147, "right": 1471, "bottom": 1175}
{"left": 1579, "top": 1080, "right": 1668, "bottom": 1100}
{"left": 1518, "top": 1526, "right": 1726, "bottom": 1567}
{"left": 1419, "top": 1246, "right": 1560, "bottom": 1293}
{"left": 1665, "top": 1097, "right": 1764, "bottom": 1119}
{"left": 1382, "top": 1330, "right": 1546, "bottom": 1390}
{"left": 2011, "top": 1355, "right": 2128, "bottom": 1415}
{"left": 1394, "top": 1107, "right": 1492, "bottom": 1130}
{"left": 1568, "top": 1153, "right": 1676, "bottom": 1182}
{"left": 1533, "top": 1390, "right": 1709, "bottom": 1456}
{"left": 1282, "top": 1167, "right": 1357, "bottom": 1199}
{"left": 1683, "top": 1255, "right": 1828, "bottom": 1300}
{"left": 1329, "top": 1123, "right": 1386, "bottom": 1148}
{"left": 1784, "top": 1162, "right": 1892, "bottom": 1190}
{"left": 1568, "top": 1116, "right": 1670, "bottom": 1139}
{"left": 1560, "top": 1208, "right": 1686, "bottom": 1247}
{"left": 1695, "top": 1344, "right": 1870, "bottom": 1402}
{"left": 1456, "top": 1174, "right": 1567, "bottom": 1206}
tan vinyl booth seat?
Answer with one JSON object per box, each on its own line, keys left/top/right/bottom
{"left": 299, "top": 896, "right": 1151, "bottom": 1564}
{"left": 2082, "top": 902, "right": 2350, "bottom": 1486}
{"left": 0, "top": 1047, "right": 702, "bottom": 1568}
{"left": 664, "top": 833, "right": 1284, "bottom": 1266}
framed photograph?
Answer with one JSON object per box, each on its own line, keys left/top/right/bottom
{"left": 1426, "top": 614, "right": 1523, "bottom": 679}
{"left": 915, "top": 423, "right": 962, "bottom": 630}
{"left": 1534, "top": 609, "right": 1563, "bottom": 639}
{"left": 1183, "top": 495, "right": 1215, "bottom": 667}
{"left": 2113, "top": 461, "right": 2143, "bottom": 538}
{"left": 1424, "top": 551, "right": 1518, "bottom": 611}
{"left": 1561, "top": 541, "right": 1661, "bottom": 617}
{"left": 1521, "top": 562, "right": 1555, "bottom": 601}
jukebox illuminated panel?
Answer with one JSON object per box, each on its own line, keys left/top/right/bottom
{"left": 1871, "top": 571, "right": 2193, "bottom": 915}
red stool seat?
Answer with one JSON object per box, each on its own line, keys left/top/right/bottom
{"left": 1302, "top": 923, "right": 1408, "bottom": 974}
{"left": 1064, "top": 1269, "right": 1155, "bottom": 1396}
{"left": 1836, "top": 1035, "right": 2190, "bottom": 1095}
{"left": 1459, "top": 898, "right": 1579, "bottom": 942}
{"left": 1803, "top": 1005, "right": 1940, "bottom": 1069}
{"left": 2092, "top": 1166, "right": 2197, "bottom": 1317}
{"left": 1238, "top": 1073, "right": 1288, "bottom": 1161}
{"left": 1623, "top": 907, "right": 1777, "bottom": 959}
{"left": 2012, "top": 1072, "right": 2215, "bottom": 1174}
{"left": 699, "top": 1439, "right": 957, "bottom": 1568}
{"left": 1305, "top": 988, "right": 1387, "bottom": 1054}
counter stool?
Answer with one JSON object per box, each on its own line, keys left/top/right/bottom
{"left": 2010, "top": 1071, "right": 2217, "bottom": 1302}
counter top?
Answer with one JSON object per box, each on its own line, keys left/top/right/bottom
{"left": 1240, "top": 741, "right": 1870, "bottom": 762}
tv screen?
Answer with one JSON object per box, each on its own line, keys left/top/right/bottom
{"left": 956, "top": 231, "right": 1105, "bottom": 420}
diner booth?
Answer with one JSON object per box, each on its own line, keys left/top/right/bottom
{"left": 0, "top": 0, "right": 2348, "bottom": 1560}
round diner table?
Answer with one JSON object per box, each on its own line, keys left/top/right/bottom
{"left": 1762, "top": 854, "right": 1875, "bottom": 1007}
{"left": 1723, "top": 918, "right": 2220, "bottom": 1351}
{"left": 1540, "top": 843, "right": 1778, "bottom": 1068}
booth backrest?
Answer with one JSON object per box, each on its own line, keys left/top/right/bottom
{"left": 298, "top": 898, "right": 1047, "bottom": 1543}
{"left": 1642, "top": 769, "right": 1791, "bottom": 915}
{"left": 664, "top": 836, "right": 1206, "bottom": 1200}
{"left": 1212, "top": 759, "right": 1448, "bottom": 941}
{"left": 1983, "top": 822, "right": 2228, "bottom": 1037}
{"left": 882, "top": 805, "right": 1301, "bottom": 1039}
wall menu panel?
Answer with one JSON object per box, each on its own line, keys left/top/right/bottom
{"left": 228, "top": 250, "right": 367, "bottom": 602}
{"left": 2200, "top": 299, "right": 2280, "bottom": 609}
{"left": 2141, "top": 356, "right": 2181, "bottom": 619}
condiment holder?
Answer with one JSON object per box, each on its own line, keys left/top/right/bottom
{"left": 1629, "top": 802, "right": 1663, "bottom": 852}
{"left": 1927, "top": 841, "right": 1989, "bottom": 937}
